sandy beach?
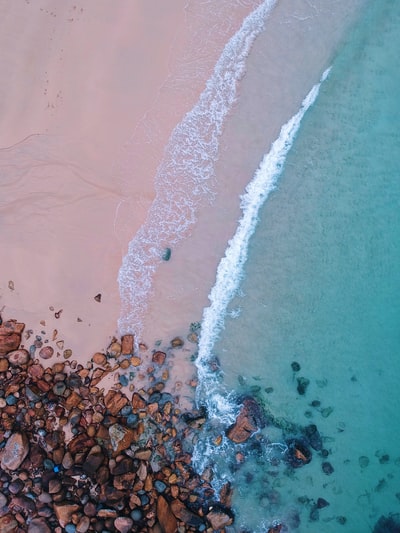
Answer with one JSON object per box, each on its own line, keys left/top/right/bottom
{"left": 0, "top": 0, "right": 189, "bottom": 359}
{"left": 0, "top": 1, "right": 376, "bottom": 531}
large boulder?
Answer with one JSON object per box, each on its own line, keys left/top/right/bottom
{"left": 226, "top": 397, "right": 265, "bottom": 444}
{"left": 0, "top": 432, "right": 29, "bottom": 471}
{"left": 0, "top": 320, "right": 24, "bottom": 356}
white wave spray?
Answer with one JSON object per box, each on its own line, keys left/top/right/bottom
{"left": 195, "top": 67, "right": 332, "bottom": 415}
{"left": 118, "top": 0, "right": 277, "bottom": 337}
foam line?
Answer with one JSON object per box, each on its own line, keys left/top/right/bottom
{"left": 196, "top": 67, "right": 332, "bottom": 403}
{"left": 118, "top": 0, "right": 277, "bottom": 337}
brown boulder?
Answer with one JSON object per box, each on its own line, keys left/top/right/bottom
{"left": 0, "top": 515, "right": 18, "bottom": 533}
{"left": 157, "top": 496, "right": 177, "bottom": 533}
{"left": 0, "top": 320, "right": 24, "bottom": 356}
{"left": 114, "top": 517, "right": 134, "bottom": 533}
{"left": 104, "top": 390, "right": 128, "bottom": 415}
{"left": 109, "top": 424, "right": 137, "bottom": 454}
{"left": 39, "top": 346, "right": 54, "bottom": 360}
{"left": 54, "top": 504, "right": 80, "bottom": 527}
{"left": 68, "top": 434, "right": 96, "bottom": 455}
{"left": 207, "top": 505, "right": 234, "bottom": 530}
{"left": 170, "top": 499, "right": 205, "bottom": 528}
{"left": 226, "top": 397, "right": 265, "bottom": 444}
{"left": 132, "top": 392, "right": 147, "bottom": 411}
{"left": 1, "top": 432, "right": 29, "bottom": 471}
{"left": 121, "top": 334, "right": 134, "bottom": 355}
{"left": 27, "top": 518, "right": 51, "bottom": 533}
{"left": 6, "top": 349, "right": 30, "bottom": 366}
{"left": 152, "top": 351, "right": 166, "bottom": 365}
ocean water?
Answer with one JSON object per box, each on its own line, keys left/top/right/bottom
{"left": 117, "top": 0, "right": 277, "bottom": 339}
{"left": 194, "top": 1, "right": 400, "bottom": 532}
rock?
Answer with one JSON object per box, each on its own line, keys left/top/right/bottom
{"left": 152, "top": 351, "right": 166, "bottom": 365}
{"left": 317, "top": 497, "right": 330, "bottom": 509}
{"left": 114, "top": 517, "right": 134, "bottom": 533}
{"left": 373, "top": 513, "right": 400, "bottom": 533}
{"left": 6, "top": 349, "right": 30, "bottom": 366}
{"left": 286, "top": 439, "right": 312, "bottom": 468}
{"left": 39, "top": 346, "right": 54, "bottom": 360}
{"left": 297, "top": 376, "right": 310, "bottom": 395}
{"left": 207, "top": 505, "right": 234, "bottom": 530}
{"left": 157, "top": 496, "right": 177, "bottom": 533}
{"left": 11, "top": 494, "right": 36, "bottom": 513}
{"left": 121, "top": 335, "right": 134, "bottom": 355}
{"left": 83, "top": 447, "right": 104, "bottom": 475}
{"left": 170, "top": 499, "right": 204, "bottom": 528}
{"left": 132, "top": 392, "right": 147, "bottom": 411}
{"left": 130, "top": 356, "right": 142, "bottom": 367}
{"left": 1, "top": 432, "right": 29, "bottom": 471}
{"left": 92, "top": 352, "right": 107, "bottom": 366}
{"left": 171, "top": 337, "right": 184, "bottom": 348}
{"left": 304, "top": 424, "right": 323, "bottom": 451}
{"left": 108, "top": 341, "right": 121, "bottom": 356}
{"left": 162, "top": 247, "right": 171, "bottom": 261}
{"left": 226, "top": 397, "right": 264, "bottom": 444}
{"left": 68, "top": 434, "right": 96, "bottom": 455}
{"left": 54, "top": 504, "right": 80, "bottom": 527}
{"left": 0, "top": 491, "right": 7, "bottom": 507}
{"left": 0, "top": 321, "right": 24, "bottom": 356}
{"left": 104, "top": 390, "right": 128, "bottom": 415}
{"left": 267, "top": 524, "right": 283, "bottom": 533}
{"left": 291, "top": 361, "right": 301, "bottom": 372}
{"left": 0, "top": 357, "right": 9, "bottom": 371}
{"left": 27, "top": 518, "right": 51, "bottom": 533}
{"left": 64, "top": 390, "right": 82, "bottom": 410}
{"left": 109, "top": 424, "right": 137, "bottom": 454}
{"left": 0, "top": 515, "right": 18, "bottom": 533}
{"left": 76, "top": 515, "right": 90, "bottom": 533}
{"left": 322, "top": 461, "right": 334, "bottom": 475}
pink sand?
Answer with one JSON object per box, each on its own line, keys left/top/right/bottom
{"left": 0, "top": 0, "right": 366, "bottom": 362}
{"left": 0, "top": 0, "right": 188, "bottom": 358}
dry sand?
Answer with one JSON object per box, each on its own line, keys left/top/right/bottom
{"left": 0, "top": 0, "right": 188, "bottom": 359}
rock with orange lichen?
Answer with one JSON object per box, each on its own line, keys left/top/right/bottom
{"left": 0, "top": 320, "right": 25, "bottom": 356}
{"left": 104, "top": 389, "right": 128, "bottom": 416}
{"left": 226, "top": 397, "right": 265, "bottom": 444}
{"left": 121, "top": 334, "right": 134, "bottom": 355}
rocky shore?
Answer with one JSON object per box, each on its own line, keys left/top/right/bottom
{"left": 0, "top": 317, "right": 235, "bottom": 533}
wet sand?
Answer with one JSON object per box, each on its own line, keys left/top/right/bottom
{"left": 141, "top": 0, "right": 367, "bottom": 346}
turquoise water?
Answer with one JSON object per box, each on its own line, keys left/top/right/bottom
{"left": 199, "top": 1, "right": 400, "bottom": 531}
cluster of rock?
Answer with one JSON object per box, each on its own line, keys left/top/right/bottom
{"left": 0, "top": 319, "right": 235, "bottom": 532}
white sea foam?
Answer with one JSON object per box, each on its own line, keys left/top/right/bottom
{"left": 195, "top": 66, "right": 332, "bottom": 405}
{"left": 118, "top": 0, "right": 277, "bottom": 337}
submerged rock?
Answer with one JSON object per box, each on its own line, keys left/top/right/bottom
{"left": 373, "top": 513, "right": 400, "bottom": 533}
{"left": 285, "top": 439, "right": 312, "bottom": 468}
{"left": 162, "top": 247, "right": 172, "bottom": 261}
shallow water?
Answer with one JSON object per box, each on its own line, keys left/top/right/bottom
{"left": 196, "top": 0, "right": 400, "bottom": 531}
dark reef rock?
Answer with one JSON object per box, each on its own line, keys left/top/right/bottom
{"left": 373, "top": 513, "right": 400, "bottom": 533}
{"left": 285, "top": 439, "right": 312, "bottom": 468}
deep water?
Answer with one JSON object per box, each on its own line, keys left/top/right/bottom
{"left": 200, "top": 1, "right": 400, "bottom": 531}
